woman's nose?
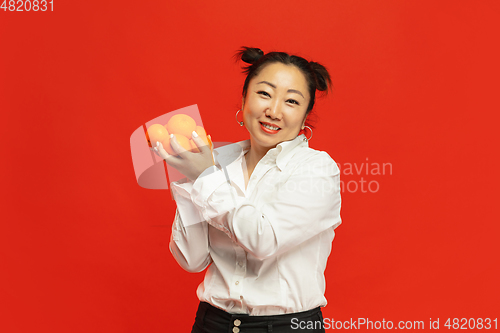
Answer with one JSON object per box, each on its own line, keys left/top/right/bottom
{"left": 266, "top": 101, "right": 282, "bottom": 120}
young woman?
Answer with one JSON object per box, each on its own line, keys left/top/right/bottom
{"left": 154, "top": 47, "right": 342, "bottom": 333}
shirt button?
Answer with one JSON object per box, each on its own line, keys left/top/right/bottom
{"left": 234, "top": 319, "right": 241, "bottom": 326}
{"left": 235, "top": 281, "right": 239, "bottom": 285}
{"left": 233, "top": 327, "right": 240, "bottom": 333}
{"left": 240, "top": 295, "right": 244, "bottom": 300}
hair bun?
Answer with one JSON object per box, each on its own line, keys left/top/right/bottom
{"left": 237, "top": 47, "right": 264, "bottom": 65}
{"left": 309, "top": 61, "right": 331, "bottom": 92}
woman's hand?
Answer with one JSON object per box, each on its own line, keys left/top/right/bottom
{"left": 152, "top": 131, "right": 214, "bottom": 182}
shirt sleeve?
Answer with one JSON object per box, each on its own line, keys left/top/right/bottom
{"left": 190, "top": 151, "right": 342, "bottom": 260}
{"left": 169, "top": 178, "right": 213, "bottom": 273}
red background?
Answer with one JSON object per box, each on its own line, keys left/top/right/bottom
{"left": 1, "top": 1, "right": 499, "bottom": 332}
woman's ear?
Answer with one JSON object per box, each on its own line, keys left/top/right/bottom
{"left": 241, "top": 96, "right": 245, "bottom": 109}
{"left": 301, "top": 116, "right": 307, "bottom": 130}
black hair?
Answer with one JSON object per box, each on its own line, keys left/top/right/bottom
{"left": 234, "top": 47, "right": 332, "bottom": 126}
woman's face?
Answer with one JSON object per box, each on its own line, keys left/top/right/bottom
{"left": 242, "top": 62, "right": 310, "bottom": 152}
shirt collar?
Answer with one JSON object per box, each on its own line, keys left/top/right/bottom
{"left": 275, "top": 134, "right": 308, "bottom": 171}
{"left": 214, "top": 134, "right": 308, "bottom": 171}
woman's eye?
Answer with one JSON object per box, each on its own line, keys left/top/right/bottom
{"left": 287, "top": 99, "right": 299, "bottom": 105}
{"left": 257, "top": 91, "right": 271, "bottom": 97}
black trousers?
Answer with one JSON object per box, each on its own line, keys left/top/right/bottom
{"left": 191, "top": 301, "right": 325, "bottom": 333}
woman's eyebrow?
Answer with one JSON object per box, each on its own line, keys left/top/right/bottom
{"left": 257, "top": 81, "right": 305, "bottom": 98}
{"left": 287, "top": 89, "right": 304, "bottom": 98}
{"left": 257, "top": 81, "right": 276, "bottom": 89}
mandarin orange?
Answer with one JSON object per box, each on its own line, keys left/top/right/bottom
{"left": 190, "top": 136, "right": 213, "bottom": 153}
{"left": 146, "top": 124, "right": 169, "bottom": 147}
{"left": 166, "top": 114, "right": 197, "bottom": 139}
{"left": 194, "top": 126, "right": 210, "bottom": 145}
{"left": 161, "top": 134, "right": 192, "bottom": 156}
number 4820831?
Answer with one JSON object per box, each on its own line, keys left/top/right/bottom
{"left": 1, "top": 0, "right": 53, "bottom": 11}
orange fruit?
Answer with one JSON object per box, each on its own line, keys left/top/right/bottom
{"left": 190, "top": 134, "right": 213, "bottom": 153}
{"left": 166, "top": 114, "right": 197, "bottom": 139}
{"left": 195, "top": 125, "right": 207, "bottom": 137}
{"left": 161, "top": 134, "right": 191, "bottom": 156}
{"left": 190, "top": 125, "right": 213, "bottom": 153}
{"left": 146, "top": 124, "right": 169, "bottom": 147}
{"left": 194, "top": 126, "right": 210, "bottom": 145}
{"left": 159, "top": 136, "right": 171, "bottom": 154}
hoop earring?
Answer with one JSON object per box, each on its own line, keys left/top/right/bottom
{"left": 235, "top": 109, "right": 244, "bottom": 126}
{"left": 303, "top": 125, "right": 313, "bottom": 141}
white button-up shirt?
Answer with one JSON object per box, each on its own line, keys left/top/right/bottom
{"left": 169, "top": 134, "right": 342, "bottom": 315}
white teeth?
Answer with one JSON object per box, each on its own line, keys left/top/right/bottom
{"left": 262, "top": 123, "right": 280, "bottom": 130}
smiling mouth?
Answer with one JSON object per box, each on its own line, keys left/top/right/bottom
{"left": 260, "top": 122, "right": 281, "bottom": 130}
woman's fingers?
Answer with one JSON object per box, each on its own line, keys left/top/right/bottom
{"left": 154, "top": 141, "right": 177, "bottom": 165}
{"left": 192, "top": 131, "right": 211, "bottom": 154}
{"left": 147, "top": 133, "right": 215, "bottom": 181}
{"left": 153, "top": 141, "right": 167, "bottom": 159}
{"left": 169, "top": 134, "right": 190, "bottom": 157}
{"left": 151, "top": 144, "right": 161, "bottom": 157}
